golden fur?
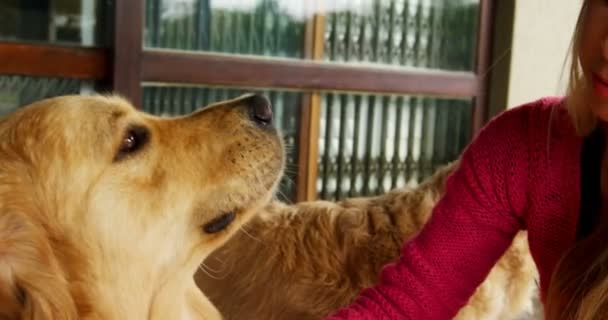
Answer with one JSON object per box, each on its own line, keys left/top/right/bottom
{"left": 0, "top": 94, "right": 284, "bottom": 319}
{"left": 197, "top": 161, "right": 539, "bottom": 320}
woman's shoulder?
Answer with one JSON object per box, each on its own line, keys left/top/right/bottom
{"left": 481, "top": 96, "right": 570, "bottom": 140}
{"left": 463, "top": 96, "right": 574, "bottom": 169}
{"left": 495, "top": 96, "right": 565, "bottom": 122}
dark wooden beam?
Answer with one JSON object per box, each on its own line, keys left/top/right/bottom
{"left": 472, "top": 0, "right": 496, "bottom": 136}
{"left": 112, "top": 0, "right": 144, "bottom": 107}
{"left": 486, "top": 0, "right": 514, "bottom": 120}
{"left": 0, "top": 42, "right": 108, "bottom": 80}
{"left": 142, "top": 50, "right": 478, "bottom": 97}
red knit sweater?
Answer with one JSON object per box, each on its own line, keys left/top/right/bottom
{"left": 327, "top": 97, "right": 583, "bottom": 319}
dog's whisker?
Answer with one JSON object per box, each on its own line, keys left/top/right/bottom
{"left": 200, "top": 259, "right": 225, "bottom": 274}
{"left": 281, "top": 168, "right": 298, "bottom": 176}
{"left": 239, "top": 225, "right": 262, "bottom": 243}
{"left": 275, "top": 172, "right": 296, "bottom": 197}
{"left": 281, "top": 175, "right": 296, "bottom": 185}
{"left": 278, "top": 176, "right": 297, "bottom": 190}
{"left": 209, "top": 255, "right": 226, "bottom": 266}
{"left": 254, "top": 172, "right": 269, "bottom": 193}
{"left": 276, "top": 190, "right": 294, "bottom": 204}
{"left": 198, "top": 262, "right": 227, "bottom": 280}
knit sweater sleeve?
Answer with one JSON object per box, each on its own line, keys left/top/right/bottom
{"left": 326, "top": 103, "right": 534, "bottom": 320}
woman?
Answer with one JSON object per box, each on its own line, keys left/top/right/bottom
{"left": 327, "top": 1, "right": 608, "bottom": 319}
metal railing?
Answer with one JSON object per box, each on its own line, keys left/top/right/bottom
{"left": 318, "top": 93, "right": 471, "bottom": 200}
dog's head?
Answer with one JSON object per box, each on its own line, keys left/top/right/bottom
{"left": 0, "top": 94, "right": 284, "bottom": 319}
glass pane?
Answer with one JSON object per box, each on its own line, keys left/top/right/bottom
{"left": 144, "top": 0, "right": 308, "bottom": 58}
{"left": 144, "top": 0, "right": 478, "bottom": 71}
{"left": 0, "top": 0, "right": 109, "bottom": 46}
{"left": 324, "top": 0, "right": 479, "bottom": 71}
{"left": 0, "top": 75, "right": 97, "bottom": 116}
{"left": 142, "top": 84, "right": 302, "bottom": 202}
{"left": 317, "top": 92, "right": 471, "bottom": 201}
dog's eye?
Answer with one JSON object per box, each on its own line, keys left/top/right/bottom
{"left": 115, "top": 126, "right": 149, "bottom": 161}
{"left": 203, "top": 212, "right": 236, "bottom": 234}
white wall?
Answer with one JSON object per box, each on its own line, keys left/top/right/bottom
{"left": 506, "top": 0, "right": 582, "bottom": 109}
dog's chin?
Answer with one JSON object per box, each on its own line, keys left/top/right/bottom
{"left": 201, "top": 170, "right": 282, "bottom": 230}
{"left": 202, "top": 200, "right": 266, "bottom": 233}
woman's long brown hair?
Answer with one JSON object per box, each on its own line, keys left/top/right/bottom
{"left": 546, "top": 222, "right": 608, "bottom": 320}
{"left": 545, "top": 1, "right": 608, "bottom": 319}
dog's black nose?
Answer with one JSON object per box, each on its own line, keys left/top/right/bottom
{"left": 246, "top": 94, "right": 273, "bottom": 126}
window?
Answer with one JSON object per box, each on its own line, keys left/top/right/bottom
{"left": 0, "top": 0, "right": 495, "bottom": 202}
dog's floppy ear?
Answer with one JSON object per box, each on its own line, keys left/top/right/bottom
{"left": 0, "top": 211, "right": 78, "bottom": 320}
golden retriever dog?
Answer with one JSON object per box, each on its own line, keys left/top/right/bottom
{"left": 197, "top": 161, "right": 539, "bottom": 320}
{"left": 0, "top": 93, "right": 284, "bottom": 319}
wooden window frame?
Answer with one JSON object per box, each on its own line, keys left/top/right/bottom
{"left": 0, "top": 0, "right": 497, "bottom": 202}
{"left": 0, "top": 42, "right": 108, "bottom": 80}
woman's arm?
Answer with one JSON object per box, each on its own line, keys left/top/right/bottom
{"left": 326, "top": 104, "right": 533, "bottom": 320}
